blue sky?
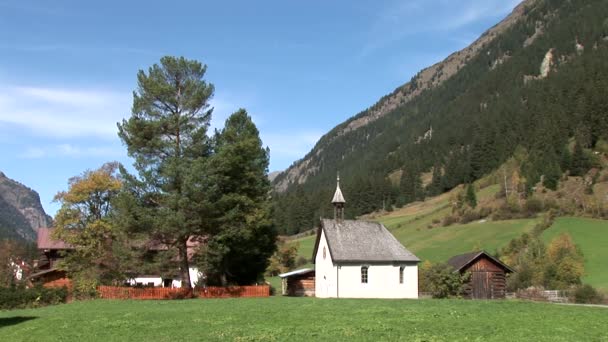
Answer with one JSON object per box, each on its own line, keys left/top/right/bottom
{"left": 0, "top": 0, "right": 521, "bottom": 215}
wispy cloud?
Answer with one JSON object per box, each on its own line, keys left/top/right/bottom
{"left": 20, "top": 144, "right": 123, "bottom": 159}
{"left": 358, "top": 0, "right": 523, "bottom": 58}
{"left": 0, "top": 85, "right": 131, "bottom": 139}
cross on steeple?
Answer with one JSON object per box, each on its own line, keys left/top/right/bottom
{"left": 332, "top": 173, "right": 345, "bottom": 220}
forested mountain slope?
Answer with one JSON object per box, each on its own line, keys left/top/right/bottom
{"left": 0, "top": 171, "right": 52, "bottom": 241}
{"left": 272, "top": 0, "right": 608, "bottom": 235}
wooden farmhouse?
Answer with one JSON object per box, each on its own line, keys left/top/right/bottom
{"left": 447, "top": 251, "right": 514, "bottom": 299}
{"left": 312, "top": 176, "right": 420, "bottom": 299}
{"left": 29, "top": 228, "right": 203, "bottom": 288}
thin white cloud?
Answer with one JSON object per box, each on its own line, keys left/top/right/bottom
{"left": 358, "top": 0, "right": 523, "bottom": 58}
{"left": 0, "top": 85, "right": 130, "bottom": 140}
{"left": 19, "top": 144, "right": 123, "bottom": 159}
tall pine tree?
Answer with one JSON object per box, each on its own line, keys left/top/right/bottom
{"left": 117, "top": 56, "right": 214, "bottom": 289}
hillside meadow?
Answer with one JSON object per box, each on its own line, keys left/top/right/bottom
{"left": 287, "top": 186, "right": 608, "bottom": 288}
{"left": 543, "top": 217, "right": 608, "bottom": 289}
{"left": 1, "top": 297, "right": 607, "bottom": 341}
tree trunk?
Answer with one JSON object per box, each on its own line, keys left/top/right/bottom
{"left": 179, "top": 239, "right": 192, "bottom": 290}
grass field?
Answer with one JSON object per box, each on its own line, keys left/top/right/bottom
{"left": 543, "top": 217, "right": 608, "bottom": 289}
{"left": 1, "top": 298, "right": 606, "bottom": 341}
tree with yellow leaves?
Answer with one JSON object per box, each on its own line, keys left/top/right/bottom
{"left": 52, "top": 162, "right": 126, "bottom": 296}
{"left": 544, "top": 233, "right": 584, "bottom": 289}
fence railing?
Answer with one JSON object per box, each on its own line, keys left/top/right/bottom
{"left": 97, "top": 285, "right": 270, "bottom": 300}
{"left": 515, "top": 288, "right": 569, "bottom": 303}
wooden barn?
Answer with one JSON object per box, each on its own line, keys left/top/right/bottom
{"left": 447, "top": 251, "right": 514, "bottom": 299}
{"left": 279, "top": 269, "right": 315, "bottom": 297}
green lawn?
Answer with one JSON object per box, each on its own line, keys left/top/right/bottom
{"left": 0, "top": 298, "right": 606, "bottom": 341}
{"left": 543, "top": 217, "right": 608, "bottom": 289}
{"left": 392, "top": 218, "right": 539, "bottom": 262}
{"left": 292, "top": 233, "right": 315, "bottom": 262}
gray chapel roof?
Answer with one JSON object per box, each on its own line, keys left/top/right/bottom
{"left": 314, "top": 219, "right": 420, "bottom": 263}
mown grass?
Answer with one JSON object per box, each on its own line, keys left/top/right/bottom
{"left": 543, "top": 217, "right": 608, "bottom": 289}
{"left": 0, "top": 297, "right": 606, "bottom": 341}
{"left": 392, "top": 218, "right": 539, "bottom": 262}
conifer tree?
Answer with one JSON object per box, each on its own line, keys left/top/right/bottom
{"left": 571, "top": 141, "right": 590, "bottom": 176}
{"left": 195, "top": 109, "right": 276, "bottom": 285}
{"left": 117, "top": 56, "right": 214, "bottom": 289}
{"left": 465, "top": 184, "right": 477, "bottom": 208}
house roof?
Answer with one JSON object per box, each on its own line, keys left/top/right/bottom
{"left": 447, "top": 251, "right": 514, "bottom": 273}
{"left": 279, "top": 268, "right": 315, "bottom": 278}
{"left": 313, "top": 219, "right": 420, "bottom": 263}
{"left": 28, "top": 268, "right": 65, "bottom": 279}
{"left": 37, "top": 228, "right": 74, "bottom": 250}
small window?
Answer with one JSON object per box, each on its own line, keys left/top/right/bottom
{"left": 361, "top": 266, "right": 368, "bottom": 284}
{"left": 399, "top": 266, "right": 405, "bottom": 284}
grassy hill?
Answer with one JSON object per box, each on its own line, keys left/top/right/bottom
{"left": 543, "top": 217, "right": 608, "bottom": 289}
{"left": 286, "top": 185, "right": 608, "bottom": 289}
{"left": 290, "top": 184, "right": 517, "bottom": 259}
{"left": 1, "top": 298, "right": 606, "bottom": 341}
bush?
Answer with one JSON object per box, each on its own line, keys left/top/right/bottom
{"left": 524, "top": 197, "right": 543, "bottom": 215}
{"left": 572, "top": 284, "right": 604, "bottom": 304}
{"left": 0, "top": 285, "right": 68, "bottom": 310}
{"left": 295, "top": 256, "right": 309, "bottom": 267}
{"left": 460, "top": 210, "right": 481, "bottom": 224}
{"left": 419, "top": 262, "right": 466, "bottom": 298}
{"left": 442, "top": 215, "right": 459, "bottom": 227}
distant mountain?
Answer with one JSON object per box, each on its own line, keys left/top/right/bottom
{"left": 268, "top": 171, "right": 281, "bottom": 182}
{"left": 0, "top": 171, "right": 52, "bottom": 241}
{"left": 272, "top": 0, "right": 608, "bottom": 235}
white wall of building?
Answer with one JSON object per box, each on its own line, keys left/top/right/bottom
{"left": 315, "top": 230, "right": 338, "bottom": 298}
{"left": 337, "top": 263, "right": 418, "bottom": 299}
{"left": 128, "top": 276, "right": 163, "bottom": 287}
{"left": 172, "top": 267, "right": 202, "bottom": 288}
{"left": 315, "top": 230, "right": 419, "bottom": 299}
{"left": 127, "top": 267, "right": 201, "bottom": 288}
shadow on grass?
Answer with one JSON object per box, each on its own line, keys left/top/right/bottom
{"left": 0, "top": 316, "right": 38, "bottom": 328}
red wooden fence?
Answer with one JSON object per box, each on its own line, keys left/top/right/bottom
{"left": 97, "top": 285, "right": 270, "bottom": 300}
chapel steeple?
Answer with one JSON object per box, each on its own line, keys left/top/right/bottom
{"left": 332, "top": 173, "right": 345, "bottom": 220}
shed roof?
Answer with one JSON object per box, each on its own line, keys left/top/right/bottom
{"left": 37, "top": 228, "right": 74, "bottom": 250}
{"left": 313, "top": 219, "right": 419, "bottom": 263}
{"left": 278, "top": 268, "right": 315, "bottom": 278}
{"left": 447, "top": 251, "right": 514, "bottom": 273}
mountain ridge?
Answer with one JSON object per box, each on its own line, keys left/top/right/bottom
{"left": 274, "top": 0, "right": 538, "bottom": 192}
{"left": 0, "top": 171, "right": 52, "bottom": 241}
{"left": 271, "top": 0, "right": 608, "bottom": 235}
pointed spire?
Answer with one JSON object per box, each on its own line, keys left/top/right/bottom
{"left": 332, "top": 173, "right": 345, "bottom": 204}
{"left": 332, "top": 172, "right": 345, "bottom": 220}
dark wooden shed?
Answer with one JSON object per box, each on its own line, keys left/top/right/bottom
{"left": 279, "top": 269, "right": 315, "bottom": 297}
{"left": 447, "top": 251, "right": 514, "bottom": 299}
